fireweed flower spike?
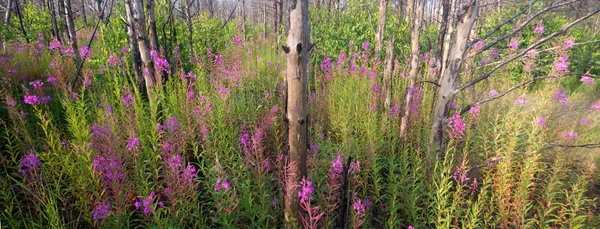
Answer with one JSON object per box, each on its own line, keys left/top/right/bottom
{"left": 92, "top": 202, "right": 111, "bottom": 221}
{"left": 580, "top": 72, "right": 596, "bottom": 85}
{"left": 448, "top": 114, "right": 466, "bottom": 140}
{"left": 535, "top": 117, "right": 547, "bottom": 127}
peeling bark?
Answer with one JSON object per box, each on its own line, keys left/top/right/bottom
{"left": 399, "top": 0, "right": 424, "bottom": 138}
{"left": 283, "top": 0, "right": 311, "bottom": 224}
{"left": 430, "top": 0, "right": 479, "bottom": 158}
{"left": 131, "top": 0, "right": 157, "bottom": 107}
{"left": 374, "top": 0, "right": 387, "bottom": 57}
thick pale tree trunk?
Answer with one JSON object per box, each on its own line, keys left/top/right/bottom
{"left": 131, "top": 0, "right": 157, "bottom": 106}
{"left": 122, "top": 0, "right": 144, "bottom": 92}
{"left": 4, "top": 0, "right": 13, "bottom": 25}
{"left": 64, "top": 0, "right": 81, "bottom": 63}
{"left": 399, "top": 0, "right": 424, "bottom": 138}
{"left": 374, "top": 0, "right": 387, "bottom": 57}
{"left": 146, "top": 0, "right": 159, "bottom": 51}
{"left": 283, "top": 0, "right": 310, "bottom": 224}
{"left": 405, "top": 0, "right": 414, "bottom": 21}
{"left": 383, "top": 35, "right": 395, "bottom": 111}
{"left": 439, "top": 0, "right": 456, "bottom": 80}
{"left": 430, "top": 0, "right": 479, "bottom": 157}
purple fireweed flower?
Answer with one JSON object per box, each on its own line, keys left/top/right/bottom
{"left": 182, "top": 165, "right": 198, "bottom": 183}
{"left": 330, "top": 154, "right": 344, "bottom": 181}
{"left": 592, "top": 101, "right": 600, "bottom": 111}
{"left": 509, "top": 39, "right": 519, "bottom": 50}
{"left": 526, "top": 49, "right": 537, "bottom": 58}
{"left": 309, "top": 143, "right": 319, "bottom": 154}
{"left": 214, "top": 177, "right": 231, "bottom": 192}
{"left": 214, "top": 55, "right": 223, "bottom": 66}
{"left": 490, "top": 49, "right": 500, "bottom": 59}
{"left": 127, "top": 137, "right": 140, "bottom": 151}
{"left": 469, "top": 104, "right": 481, "bottom": 117}
{"left": 563, "top": 131, "right": 579, "bottom": 141}
{"left": 92, "top": 157, "right": 125, "bottom": 181}
{"left": 120, "top": 47, "right": 129, "bottom": 54}
{"left": 554, "top": 56, "right": 569, "bottom": 73}
{"left": 470, "top": 178, "right": 479, "bottom": 192}
{"left": 164, "top": 116, "right": 180, "bottom": 132}
{"left": 534, "top": 21, "right": 544, "bottom": 34}
{"left": 49, "top": 41, "right": 61, "bottom": 50}
{"left": 38, "top": 33, "right": 44, "bottom": 41}
{"left": 564, "top": 39, "right": 574, "bottom": 49}
{"left": 272, "top": 198, "right": 279, "bottom": 206}
{"left": 80, "top": 46, "right": 92, "bottom": 59}
{"left": 480, "top": 59, "right": 489, "bottom": 66}
{"left": 298, "top": 179, "right": 314, "bottom": 203}
{"left": 474, "top": 40, "right": 485, "bottom": 52}
{"left": 408, "top": 226, "right": 415, "bottom": 229}
{"left": 47, "top": 77, "right": 57, "bottom": 83}
{"left": 151, "top": 50, "right": 171, "bottom": 74}
{"left": 552, "top": 90, "right": 568, "bottom": 104}
{"left": 448, "top": 114, "right": 466, "bottom": 139}
{"left": 24, "top": 95, "right": 39, "bottom": 105}
{"left": 362, "top": 41, "right": 370, "bottom": 51}
{"left": 349, "top": 161, "right": 360, "bottom": 174}
{"left": 5, "top": 99, "right": 17, "bottom": 107}
{"left": 108, "top": 56, "right": 122, "bottom": 67}
{"left": 232, "top": 36, "right": 243, "bottom": 46}
{"left": 135, "top": 192, "right": 156, "bottom": 215}
{"left": 580, "top": 118, "right": 592, "bottom": 126}
{"left": 174, "top": 46, "right": 180, "bottom": 52}
{"left": 92, "top": 202, "right": 111, "bottom": 221}
{"left": 121, "top": 94, "right": 133, "bottom": 107}
{"left": 18, "top": 153, "right": 40, "bottom": 174}
{"left": 580, "top": 72, "right": 596, "bottom": 85}
{"left": 489, "top": 89, "right": 498, "bottom": 96}
{"left": 372, "top": 84, "right": 382, "bottom": 94}
{"left": 353, "top": 198, "right": 372, "bottom": 215}
{"left": 39, "top": 96, "right": 51, "bottom": 104}
{"left": 409, "top": 87, "right": 423, "bottom": 112}
{"left": 337, "top": 53, "right": 345, "bottom": 69}
{"left": 515, "top": 97, "right": 527, "bottom": 105}
{"left": 167, "top": 154, "right": 183, "bottom": 170}
{"left": 535, "top": 117, "right": 547, "bottom": 127}
{"left": 321, "top": 56, "right": 332, "bottom": 73}
{"left": 30, "top": 80, "right": 43, "bottom": 89}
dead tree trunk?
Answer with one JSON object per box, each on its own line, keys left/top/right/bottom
{"left": 131, "top": 0, "right": 157, "bottom": 107}
{"left": 48, "top": 0, "right": 61, "bottom": 42}
{"left": 374, "top": 0, "right": 387, "bottom": 57}
{"left": 283, "top": 0, "right": 311, "bottom": 224}
{"left": 430, "top": 0, "right": 479, "bottom": 157}
{"left": 185, "top": 0, "right": 194, "bottom": 55}
{"left": 64, "top": 0, "right": 81, "bottom": 63}
{"left": 4, "top": 0, "right": 13, "bottom": 25}
{"left": 324, "top": 0, "right": 330, "bottom": 9}
{"left": 81, "top": 0, "right": 87, "bottom": 26}
{"left": 405, "top": 0, "right": 414, "bottom": 21}
{"left": 399, "top": 0, "right": 424, "bottom": 138}
{"left": 439, "top": 0, "right": 456, "bottom": 81}
{"left": 146, "top": 0, "right": 159, "bottom": 51}
{"left": 383, "top": 35, "right": 395, "bottom": 111}
{"left": 122, "top": 0, "right": 144, "bottom": 92}
{"left": 14, "top": 0, "right": 29, "bottom": 42}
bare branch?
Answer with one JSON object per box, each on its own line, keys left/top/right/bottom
{"left": 468, "top": 0, "right": 581, "bottom": 59}
{"left": 470, "top": 142, "right": 600, "bottom": 171}
{"left": 416, "top": 80, "right": 441, "bottom": 87}
{"left": 456, "top": 7, "right": 600, "bottom": 93}
{"left": 468, "top": 0, "right": 539, "bottom": 49}
{"left": 458, "top": 75, "right": 557, "bottom": 115}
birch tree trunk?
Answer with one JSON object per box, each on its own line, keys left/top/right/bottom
{"left": 430, "top": 0, "right": 479, "bottom": 157}
{"left": 399, "top": 0, "right": 424, "bottom": 138}
{"left": 374, "top": 0, "right": 387, "bottom": 57}
{"left": 131, "top": 0, "right": 157, "bottom": 106}
{"left": 383, "top": 35, "right": 395, "bottom": 111}
{"left": 405, "top": 0, "right": 414, "bottom": 21}
{"left": 64, "top": 0, "right": 81, "bottom": 63}
{"left": 146, "top": 0, "right": 159, "bottom": 51}
{"left": 123, "top": 0, "right": 144, "bottom": 92}
{"left": 4, "top": 0, "right": 13, "bottom": 25}
{"left": 283, "top": 0, "right": 311, "bottom": 224}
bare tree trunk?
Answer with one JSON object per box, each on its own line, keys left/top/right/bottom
{"left": 81, "top": 0, "right": 87, "bottom": 26}
{"left": 4, "top": 0, "right": 13, "bottom": 25}
{"left": 283, "top": 0, "right": 311, "bottom": 224}
{"left": 405, "top": 0, "right": 414, "bottom": 21}
{"left": 273, "top": 0, "right": 278, "bottom": 34}
{"left": 64, "top": 0, "right": 80, "bottom": 62}
{"left": 399, "top": 0, "right": 424, "bottom": 138}
{"left": 315, "top": 0, "right": 320, "bottom": 8}
{"left": 439, "top": 0, "right": 456, "bottom": 80}
{"left": 14, "top": 0, "right": 29, "bottom": 42}
{"left": 324, "top": 0, "right": 330, "bottom": 9}
{"left": 430, "top": 0, "right": 479, "bottom": 157}
{"left": 131, "top": 0, "right": 157, "bottom": 107}
{"left": 383, "top": 35, "right": 395, "bottom": 111}
{"left": 185, "top": 0, "right": 194, "bottom": 55}
{"left": 122, "top": 0, "right": 144, "bottom": 92}
{"left": 146, "top": 0, "right": 159, "bottom": 51}
{"left": 263, "top": 0, "right": 267, "bottom": 39}
{"left": 374, "top": 0, "right": 387, "bottom": 57}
